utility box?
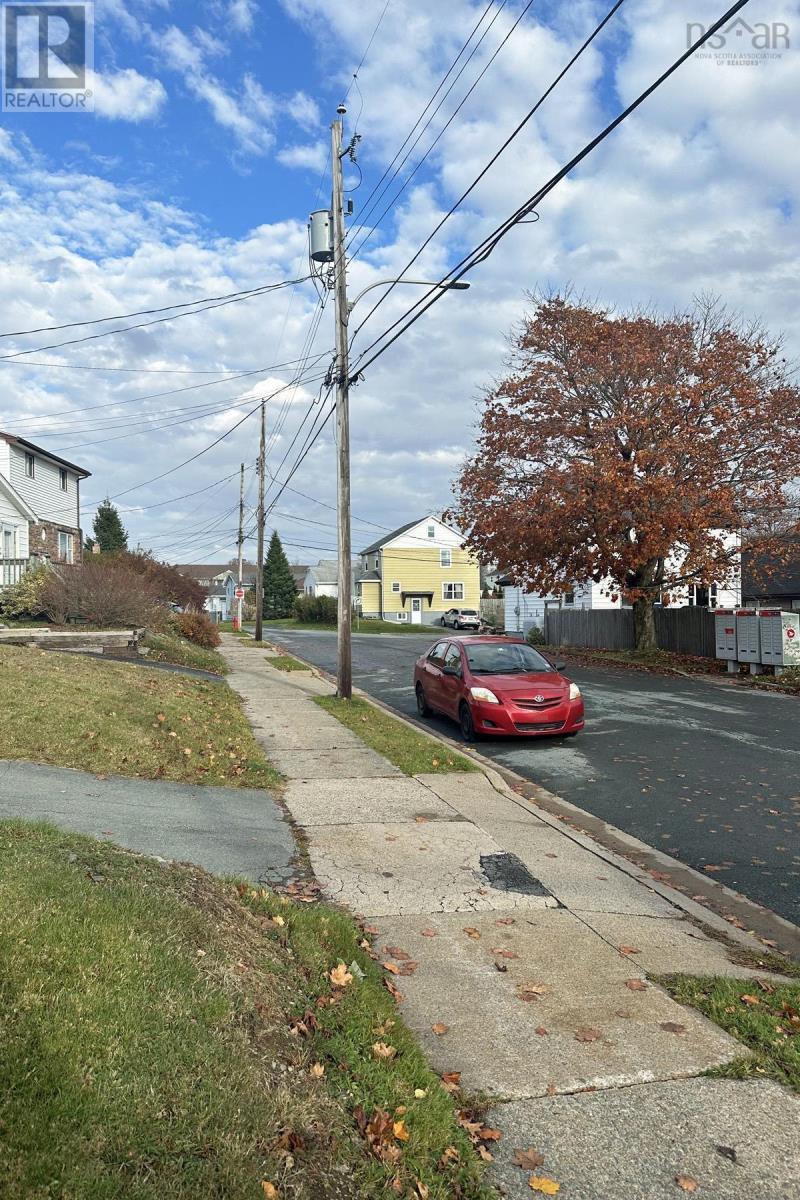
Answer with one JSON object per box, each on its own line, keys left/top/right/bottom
{"left": 308, "top": 209, "right": 333, "bottom": 262}
{"left": 714, "top": 608, "right": 738, "bottom": 673}
{"left": 736, "top": 609, "right": 762, "bottom": 673}
{"left": 759, "top": 610, "right": 800, "bottom": 674}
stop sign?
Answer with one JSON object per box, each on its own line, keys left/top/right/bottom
{"left": 234, "top": 587, "right": 245, "bottom": 599}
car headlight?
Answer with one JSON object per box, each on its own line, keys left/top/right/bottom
{"left": 569, "top": 683, "right": 581, "bottom": 701}
{"left": 470, "top": 686, "right": 500, "bottom": 704}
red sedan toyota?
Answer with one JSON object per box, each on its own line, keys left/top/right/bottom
{"left": 413, "top": 636, "right": 584, "bottom": 741}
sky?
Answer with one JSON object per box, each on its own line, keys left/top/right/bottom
{"left": 0, "top": 0, "right": 797, "bottom": 566}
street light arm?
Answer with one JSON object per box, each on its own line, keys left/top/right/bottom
{"left": 347, "top": 278, "right": 469, "bottom": 313}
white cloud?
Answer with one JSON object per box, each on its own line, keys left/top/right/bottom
{"left": 287, "top": 89, "right": 320, "bottom": 131}
{"left": 277, "top": 140, "right": 326, "bottom": 171}
{"left": 91, "top": 69, "right": 167, "bottom": 122}
{"left": 228, "top": 0, "right": 257, "bottom": 33}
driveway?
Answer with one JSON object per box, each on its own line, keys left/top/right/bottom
{"left": 263, "top": 626, "right": 800, "bottom": 925}
{"left": 0, "top": 760, "right": 296, "bottom": 884}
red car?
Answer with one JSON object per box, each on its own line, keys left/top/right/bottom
{"left": 413, "top": 635, "right": 584, "bottom": 741}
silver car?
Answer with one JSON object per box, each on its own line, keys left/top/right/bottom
{"left": 441, "top": 607, "right": 481, "bottom": 630}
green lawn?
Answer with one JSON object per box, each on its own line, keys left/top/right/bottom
{"left": 0, "top": 822, "right": 491, "bottom": 1200}
{"left": 267, "top": 654, "right": 312, "bottom": 672}
{"left": 315, "top": 695, "right": 477, "bottom": 775}
{"left": 143, "top": 632, "right": 229, "bottom": 675}
{"left": 262, "top": 618, "right": 442, "bottom": 635}
{"left": 658, "top": 973, "right": 800, "bottom": 1092}
{"left": 0, "top": 644, "right": 280, "bottom": 790}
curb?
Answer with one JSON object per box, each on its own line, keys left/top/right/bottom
{"left": 256, "top": 632, "right": 800, "bottom": 960}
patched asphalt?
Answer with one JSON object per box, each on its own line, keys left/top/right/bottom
{"left": 261, "top": 627, "right": 800, "bottom": 924}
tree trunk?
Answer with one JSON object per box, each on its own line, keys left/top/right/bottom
{"left": 632, "top": 594, "right": 657, "bottom": 651}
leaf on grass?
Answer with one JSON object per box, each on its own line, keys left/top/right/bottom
{"left": 478, "top": 1145, "right": 494, "bottom": 1162}
{"left": 675, "top": 1175, "right": 698, "bottom": 1193}
{"left": 414, "top": 1088, "right": 427, "bottom": 1099}
{"left": 624, "top": 978, "right": 647, "bottom": 991}
{"left": 529, "top": 1176, "right": 560, "bottom": 1194}
{"left": 393, "top": 1120, "right": 410, "bottom": 1142}
{"left": 439, "top": 1146, "right": 460, "bottom": 1168}
{"left": 740, "top": 994, "right": 761, "bottom": 1006}
{"left": 372, "top": 1042, "right": 397, "bottom": 1060}
{"left": 441, "top": 1071, "right": 461, "bottom": 1092}
{"left": 514, "top": 1148, "right": 545, "bottom": 1171}
{"left": 431, "top": 1022, "right": 449, "bottom": 1036}
{"left": 415, "top": 1182, "right": 430, "bottom": 1200}
{"left": 463, "top": 927, "right": 481, "bottom": 939}
{"left": 329, "top": 962, "right": 353, "bottom": 988}
{"left": 261, "top": 1184, "right": 279, "bottom": 1199}
{"left": 309, "top": 1062, "right": 325, "bottom": 1078}
{"left": 574, "top": 1027, "right": 603, "bottom": 1043}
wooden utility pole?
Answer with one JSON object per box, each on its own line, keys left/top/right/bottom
{"left": 254, "top": 403, "right": 266, "bottom": 643}
{"left": 235, "top": 461, "right": 245, "bottom": 631}
{"left": 331, "top": 113, "right": 352, "bottom": 699}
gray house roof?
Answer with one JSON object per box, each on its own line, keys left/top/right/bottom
{"left": 360, "top": 519, "right": 423, "bottom": 556}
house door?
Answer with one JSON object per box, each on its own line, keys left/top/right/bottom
{"left": 411, "top": 598, "right": 423, "bottom": 624}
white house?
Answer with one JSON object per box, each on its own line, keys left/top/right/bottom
{"left": 303, "top": 559, "right": 360, "bottom": 601}
{"left": 0, "top": 431, "right": 90, "bottom": 588}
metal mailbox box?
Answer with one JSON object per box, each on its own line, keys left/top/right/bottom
{"left": 736, "top": 609, "right": 761, "bottom": 665}
{"left": 714, "top": 609, "right": 738, "bottom": 672}
{"left": 759, "top": 610, "right": 800, "bottom": 673}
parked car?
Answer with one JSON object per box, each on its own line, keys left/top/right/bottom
{"left": 413, "top": 635, "right": 584, "bottom": 741}
{"left": 441, "top": 607, "right": 481, "bottom": 629}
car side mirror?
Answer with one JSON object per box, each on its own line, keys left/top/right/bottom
{"left": 555, "top": 661, "right": 567, "bottom": 672}
{"left": 443, "top": 665, "right": 461, "bottom": 677}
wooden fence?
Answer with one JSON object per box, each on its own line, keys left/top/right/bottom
{"left": 544, "top": 605, "right": 718, "bottom": 658}
{"left": 0, "top": 558, "right": 29, "bottom": 590}
{"left": 480, "top": 598, "right": 504, "bottom": 626}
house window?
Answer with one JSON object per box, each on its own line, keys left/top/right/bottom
{"left": 59, "top": 468, "right": 68, "bottom": 491}
{"left": 440, "top": 549, "right": 451, "bottom": 568}
{"left": 563, "top": 591, "right": 575, "bottom": 606}
{"left": 443, "top": 582, "right": 464, "bottom": 601}
{"left": 2, "top": 528, "right": 14, "bottom": 559}
{"left": 427, "top": 524, "right": 435, "bottom": 538}
{"left": 374, "top": 556, "right": 379, "bottom": 569}
{"left": 24, "top": 452, "right": 35, "bottom": 478}
{"left": 57, "top": 532, "right": 74, "bottom": 564}
{"left": 391, "top": 581, "right": 401, "bottom": 593}
{"left": 397, "top": 611, "right": 408, "bottom": 621}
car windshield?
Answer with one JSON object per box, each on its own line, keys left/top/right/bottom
{"left": 466, "top": 642, "right": 554, "bottom": 675}
{"left": 460, "top": 610, "right": 478, "bottom": 615}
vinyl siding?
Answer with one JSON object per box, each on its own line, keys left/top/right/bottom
{"left": 381, "top": 547, "right": 480, "bottom": 617}
{"left": 7, "top": 443, "right": 80, "bottom": 528}
{"left": 0, "top": 489, "right": 29, "bottom": 558}
{"left": 359, "top": 579, "right": 381, "bottom": 614}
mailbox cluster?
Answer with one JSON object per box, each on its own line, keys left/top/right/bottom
{"left": 715, "top": 608, "right": 800, "bottom": 675}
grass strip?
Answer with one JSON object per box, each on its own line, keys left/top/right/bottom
{"left": 143, "top": 632, "right": 229, "bottom": 674}
{"left": 267, "top": 654, "right": 312, "bottom": 672}
{"left": 0, "top": 644, "right": 281, "bottom": 790}
{"left": 0, "top": 821, "right": 491, "bottom": 1199}
{"left": 314, "top": 695, "right": 477, "bottom": 775}
{"left": 657, "top": 973, "right": 800, "bottom": 1092}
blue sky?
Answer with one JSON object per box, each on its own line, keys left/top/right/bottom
{"left": 0, "top": 0, "right": 798, "bottom": 564}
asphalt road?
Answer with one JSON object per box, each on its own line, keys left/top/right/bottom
{"left": 264, "top": 626, "right": 800, "bottom": 925}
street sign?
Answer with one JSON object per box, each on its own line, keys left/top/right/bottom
{"left": 234, "top": 586, "right": 245, "bottom": 600}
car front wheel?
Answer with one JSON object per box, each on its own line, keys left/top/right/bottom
{"left": 416, "top": 684, "right": 432, "bottom": 718}
{"left": 459, "top": 701, "right": 478, "bottom": 742}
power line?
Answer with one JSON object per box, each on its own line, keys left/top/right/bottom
{"left": 351, "top": 0, "right": 747, "bottom": 378}
{"left": 0, "top": 275, "right": 311, "bottom": 362}
{"left": 342, "top": 0, "right": 393, "bottom": 106}
{"left": 350, "top": 0, "right": 626, "bottom": 346}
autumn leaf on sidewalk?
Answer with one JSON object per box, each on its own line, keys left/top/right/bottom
{"left": 514, "top": 1148, "right": 545, "bottom": 1170}
{"left": 624, "top": 978, "right": 647, "bottom": 991}
{"left": 518, "top": 982, "right": 550, "bottom": 1001}
{"left": 529, "top": 1176, "right": 560, "bottom": 1194}
{"left": 431, "top": 1022, "right": 449, "bottom": 1036}
{"left": 675, "top": 1175, "right": 698, "bottom": 1192}
{"left": 574, "top": 1027, "right": 603, "bottom": 1043}
{"left": 463, "top": 927, "right": 481, "bottom": 939}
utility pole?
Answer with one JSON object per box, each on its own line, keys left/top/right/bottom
{"left": 235, "top": 462, "right": 245, "bottom": 632}
{"left": 331, "top": 110, "right": 353, "bottom": 699}
{"left": 254, "top": 402, "right": 266, "bottom": 643}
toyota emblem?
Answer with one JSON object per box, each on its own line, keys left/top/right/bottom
{"left": 533, "top": 694, "right": 545, "bottom": 703}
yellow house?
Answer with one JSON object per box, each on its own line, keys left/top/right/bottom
{"left": 357, "top": 515, "right": 481, "bottom": 625}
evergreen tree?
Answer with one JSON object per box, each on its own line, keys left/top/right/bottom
{"left": 92, "top": 499, "right": 128, "bottom": 554}
{"left": 263, "top": 531, "right": 298, "bottom": 618}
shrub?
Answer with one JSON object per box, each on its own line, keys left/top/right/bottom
{"left": 39, "top": 559, "right": 163, "bottom": 627}
{"left": 176, "top": 610, "right": 221, "bottom": 648}
{"left": 526, "top": 624, "right": 546, "bottom": 646}
{"left": 294, "top": 594, "right": 338, "bottom": 623}
{"left": 0, "top": 565, "right": 49, "bottom": 619}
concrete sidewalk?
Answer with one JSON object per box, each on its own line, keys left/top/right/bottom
{"left": 222, "top": 635, "right": 800, "bottom": 1199}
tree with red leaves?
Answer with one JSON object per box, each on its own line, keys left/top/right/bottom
{"left": 452, "top": 295, "right": 800, "bottom": 649}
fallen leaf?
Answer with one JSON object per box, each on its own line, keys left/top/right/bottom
{"left": 329, "top": 962, "right": 353, "bottom": 988}
{"left": 431, "top": 1022, "right": 449, "bottom": 1036}
{"left": 372, "top": 1042, "right": 397, "bottom": 1060}
{"left": 518, "top": 983, "right": 550, "bottom": 1001}
{"left": 393, "top": 1120, "right": 410, "bottom": 1142}
{"left": 619, "top": 945, "right": 641, "bottom": 955}
{"left": 414, "top": 1088, "right": 427, "bottom": 1099}
{"left": 529, "top": 1176, "right": 560, "bottom": 1194}
{"left": 415, "top": 1182, "right": 430, "bottom": 1200}
{"left": 420, "top": 928, "right": 437, "bottom": 937}
{"left": 261, "top": 1184, "right": 279, "bottom": 1199}
{"left": 703, "top": 864, "right": 724, "bottom": 873}
{"left": 271, "top": 915, "right": 285, "bottom": 927}
{"left": 441, "top": 1071, "right": 461, "bottom": 1092}
{"left": 309, "top": 1062, "right": 325, "bottom": 1078}
{"left": 384, "top": 978, "right": 404, "bottom": 1003}
{"left": 740, "top": 994, "right": 761, "bottom": 1006}
{"left": 514, "top": 1148, "right": 545, "bottom": 1171}
{"left": 362, "top": 924, "right": 380, "bottom": 935}
{"left": 480, "top": 1127, "right": 502, "bottom": 1141}
{"left": 478, "top": 1145, "right": 494, "bottom": 1162}
{"left": 624, "top": 978, "right": 648, "bottom": 991}
{"left": 675, "top": 1175, "right": 698, "bottom": 1193}
{"left": 396, "top": 960, "right": 419, "bottom": 976}
{"left": 535, "top": 1026, "right": 549, "bottom": 1036}
{"left": 546, "top": 1082, "right": 557, "bottom": 1097}
{"left": 574, "top": 1027, "right": 603, "bottom": 1043}
{"left": 660, "top": 1022, "right": 687, "bottom": 1034}
{"left": 495, "top": 917, "right": 516, "bottom": 926}
{"left": 383, "top": 962, "right": 401, "bottom": 975}
{"left": 385, "top": 946, "right": 411, "bottom": 960}
{"left": 414, "top": 815, "right": 430, "bottom": 823}
{"left": 463, "top": 927, "right": 481, "bottom": 939}
{"left": 491, "top": 948, "right": 519, "bottom": 959}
